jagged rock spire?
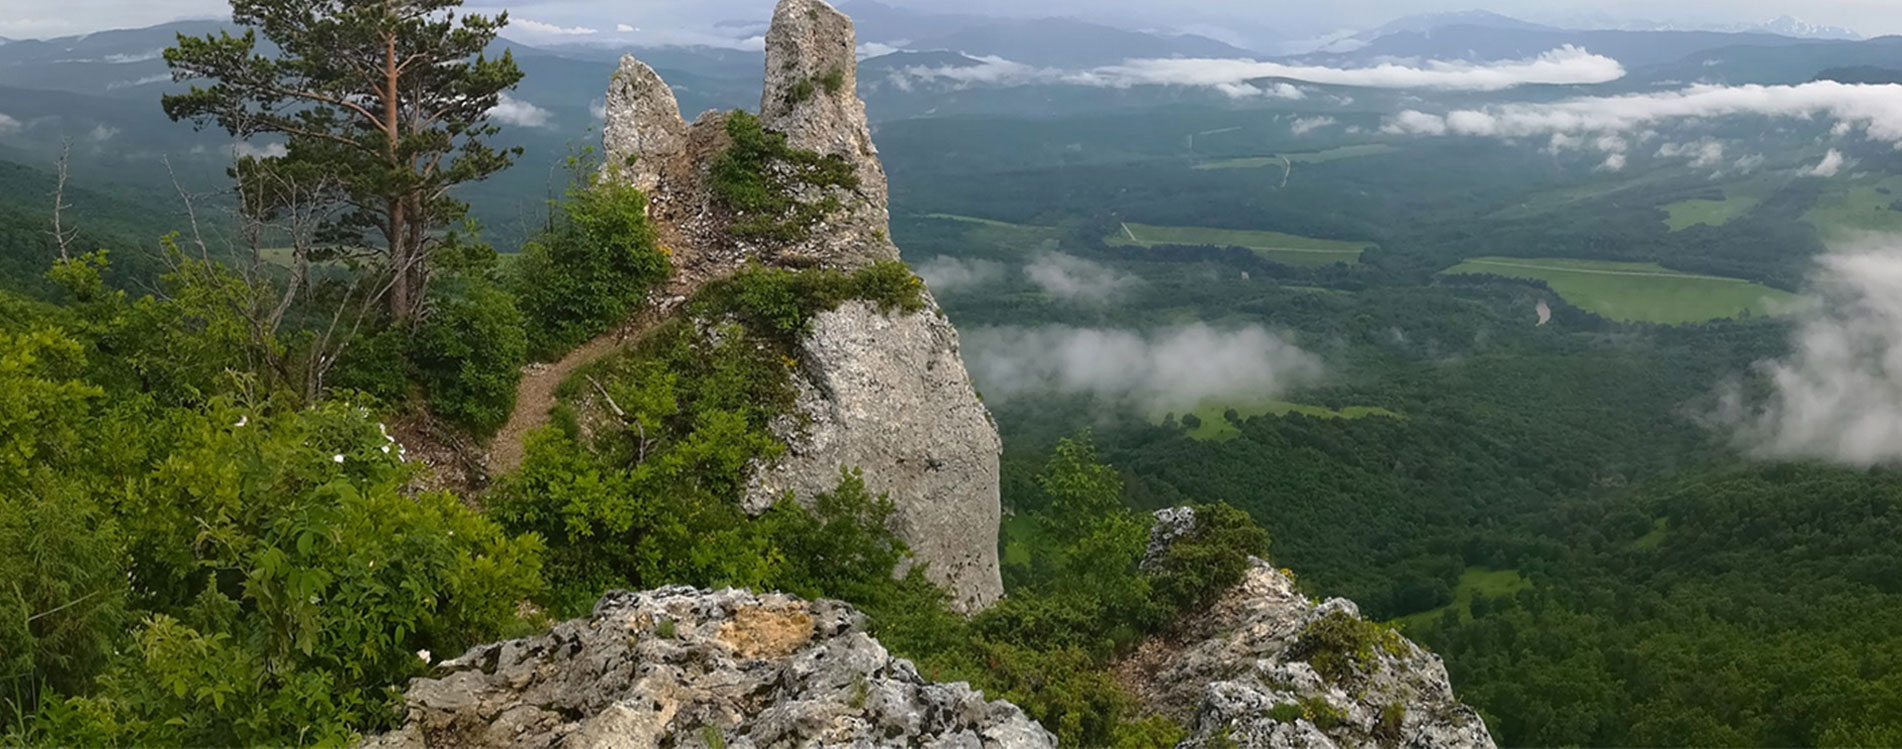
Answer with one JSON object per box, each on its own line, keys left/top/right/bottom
{"left": 602, "top": 57, "right": 687, "bottom": 195}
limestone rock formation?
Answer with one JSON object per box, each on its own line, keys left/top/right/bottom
{"left": 599, "top": 0, "right": 1004, "bottom": 611}
{"left": 361, "top": 586, "right": 1054, "bottom": 748}
{"left": 744, "top": 298, "right": 1003, "bottom": 612}
{"left": 1122, "top": 512, "right": 1497, "bottom": 749}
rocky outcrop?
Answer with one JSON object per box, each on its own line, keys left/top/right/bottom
{"left": 1121, "top": 512, "right": 1496, "bottom": 749}
{"left": 745, "top": 297, "right": 1003, "bottom": 612}
{"left": 601, "top": 0, "right": 1004, "bottom": 612}
{"left": 361, "top": 587, "right": 1055, "bottom": 748}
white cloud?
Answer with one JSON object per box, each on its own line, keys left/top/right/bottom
{"left": 1289, "top": 116, "right": 1337, "bottom": 135}
{"left": 916, "top": 256, "right": 1006, "bottom": 292}
{"left": 105, "top": 73, "right": 170, "bottom": 91}
{"left": 1024, "top": 253, "right": 1140, "bottom": 302}
{"left": 1083, "top": 46, "right": 1623, "bottom": 92}
{"left": 88, "top": 123, "right": 117, "bottom": 142}
{"left": 1713, "top": 243, "right": 1902, "bottom": 466}
{"left": 964, "top": 323, "right": 1324, "bottom": 412}
{"left": 226, "top": 142, "right": 288, "bottom": 159}
{"left": 514, "top": 18, "right": 597, "bottom": 36}
{"left": 1383, "top": 81, "right": 1902, "bottom": 145}
{"left": 1734, "top": 154, "right": 1767, "bottom": 172}
{"left": 1657, "top": 139, "right": 1726, "bottom": 168}
{"left": 616, "top": 23, "right": 634, "bottom": 33}
{"left": 488, "top": 94, "right": 553, "bottom": 128}
{"left": 1807, "top": 148, "right": 1848, "bottom": 177}
{"left": 0, "top": 113, "right": 20, "bottom": 136}
{"left": 589, "top": 98, "right": 607, "bottom": 121}
{"left": 894, "top": 46, "right": 1621, "bottom": 97}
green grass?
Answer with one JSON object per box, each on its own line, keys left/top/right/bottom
{"left": 916, "top": 213, "right": 1063, "bottom": 253}
{"left": 1194, "top": 144, "right": 1398, "bottom": 170}
{"left": 1441, "top": 256, "right": 1800, "bottom": 324}
{"left": 1806, "top": 175, "right": 1902, "bottom": 238}
{"left": 1156, "top": 399, "right": 1399, "bottom": 442}
{"left": 1108, "top": 222, "right": 1369, "bottom": 267}
{"left": 1663, "top": 195, "right": 1760, "bottom": 231}
{"left": 1392, "top": 568, "right": 1533, "bottom": 630}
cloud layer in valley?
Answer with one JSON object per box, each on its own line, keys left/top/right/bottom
{"left": 916, "top": 256, "right": 1007, "bottom": 292}
{"left": 1023, "top": 254, "right": 1140, "bottom": 302}
{"left": 488, "top": 94, "right": 554, "bottom": 128}
{"left": 964, "top": 323, "right": 1324, "bottom": 412}
{"left": 1382, "top": 81, "right": 1902, "bottom": 148}
{"left": 893, "top": 46, "right": 1625, "bottom": 98}
{"left": 1715, "top": 242, "right": 1902, "bottom": 466}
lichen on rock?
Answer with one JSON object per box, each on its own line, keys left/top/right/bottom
{"left": 360, "top": 587, "right": 1055, "bottom": 748}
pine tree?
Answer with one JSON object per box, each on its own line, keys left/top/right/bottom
{"left": 162, "top": 0, "right": 525, "bottom": 321}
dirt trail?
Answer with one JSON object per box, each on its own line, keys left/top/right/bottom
{"left": 487, "top": 312, "right": 663, "bottom": 477}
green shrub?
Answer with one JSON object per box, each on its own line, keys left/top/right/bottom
{"left": 514, "top": 180, "right": 670, "bottom": 360}
{"left": 1148, "top": 504, "right": 1270, "bottom": 619}
{"left": 1290, "top": 609, "right": 1405, "bottom": 684}
{"left": 691, "top": 261, "right": 925, "bottom": 343}
{"left": 29, "top": 399, "right": 543, "bottom": 746}
{"left": 327, "top": 326, "right": 410, "bottom": 404}
{"left": 711, "top": 111, "right": 860, "bottom": 243}
{"left": 817, "top": 66, "right": 846, "bottom": 95}
{"left": 410, "top": 276, "right": 527, "bottom": 437}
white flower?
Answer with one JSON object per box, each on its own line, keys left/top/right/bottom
{"left": 333, "top": 454, "right": 345, "bottom": 464}
{"left": 416, "top": 649, "right": 432, "bottom": 663}
{"left": 234, "top": 416, "right": 248, "bottom": 427}
{"left": 381, "top": 444, "right": 391, "bottom": 454}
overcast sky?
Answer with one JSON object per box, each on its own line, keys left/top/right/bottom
{"left": 8, "top": 0, "right": 1902, "bottom": 44}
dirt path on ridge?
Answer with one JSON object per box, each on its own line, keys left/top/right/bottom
{"left": 486, "top": 311, "right": 664, "bottom": 477}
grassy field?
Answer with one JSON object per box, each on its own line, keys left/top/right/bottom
{"left": 1441, "top": 256, "right": 1799, "bottom": 324}
{"left": 1663, "top": 195, "right": 1760, "bottom": 231}
{"left": 914, "top": 213, "right": 1063, "bottom": 253}
{"left": 1806, "top": 175, "right": 1902, "bottom": 238}
{"left": 1156, "top": 399, "right": 1399, "bottom": 441}
{"left": 1393, "top": 568, "right": 1533, "bottom": 630}
{"left": 1195, "top": 144, "right": 1399, "bottom": 170}
{"left": 1108, "top": 222, "right": 1369, "bottom": 267}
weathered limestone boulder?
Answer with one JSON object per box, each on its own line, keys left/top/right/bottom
{"left": 599, "top": 0, "right": 1004, "bottom": 612}
{"left": 745, "top": 296, "right": 1003, "bottom": 612}
{"left": 360, "top": 587, "right": 1055, "bottom": 748}
{"left": 1122, "top": 511, "right": 1497, "bottom": 749}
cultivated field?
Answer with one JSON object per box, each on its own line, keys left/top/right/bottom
{"left": 1442, "top": 256, "right": 1799, "bottom": 324}
{"left": 1108, "top": 222, "right": 1369, "bottom": 267}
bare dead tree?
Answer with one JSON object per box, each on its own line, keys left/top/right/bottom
{"left": 48, "top": 139, "right": 78, "bottom": 262}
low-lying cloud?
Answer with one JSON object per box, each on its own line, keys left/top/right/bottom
{"left": 1807, "top": 149, "right": 1849, "bottom": 177}
{"left": 0, "top": 113, "right": 19, "bottom": 136}
{"left": 488, "top": 94, "right": 553, "bottom": 128}
{"left": 916, "top": 256, "right": 1006, "bottom": 292}
{"left": 1024, "top": 253, "right": 1140, "bottom": 302}
{"left": 514, "top": 19, "right": 598, "bottom": 36}
{"left": 1384, "top": 81, "right": 1902, "bottom": 145}
{"left": 893, "top": 46, "right": 1624, "bottom": 98}
{"left": 964, "top": 323, "right": 1324, "bottom": 412}
{"left": 1290, "top": 116, "right": 1337, "bottom": 135}
{"left": 1714, "top": 243, "right": 1902, "bottom": 466}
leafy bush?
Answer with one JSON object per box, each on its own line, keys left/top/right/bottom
{"left": 327, "top": 326, "right": 411, "bottom": 405}
{"left": 514, "top": 180, "right": 670, "bottom": 360}
{"left": 26, "top": 400, "right": 543, "bottom": 746}
{"left": 1148, "top": 503, "right": 1270, "bottom": 619}
{"left": 691, "top": 261, "right": 926, "bottom": 343}
{"left": 410, "top": 276, "right": 527, "bottom": 436}
{"left": 1291, "top": 609, "right": 1405, "bottom": 684}
{"left": 711, "top": 111, "right": 860, "bottom": 243}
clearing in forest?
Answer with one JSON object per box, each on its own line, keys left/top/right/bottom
{"left": 1108, "top": 222, "right": 1369, "bottom": 267}
{"left": 1806, "top": 175, "right": 1902, "bottom": 237}
{"left": 1155, "top": 399, "right": 1399, "bottom": 442}
{"left": 1441, "top": 256, "right": 1798, "bottom": 324}
{"left": 1392, "top": 568, "right": 1533, "bottom": 630}
{"left": 1194, "top": 144, "right": 1399, "bottom": 170}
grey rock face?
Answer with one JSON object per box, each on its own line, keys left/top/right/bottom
{"left": 746, "top": 297, "right": 1004, "bottom": 612}
{"left": 600, "top": 0, "right": 1006, "bottom": 613}
{"left": 757, "top": 0, "right": 896, "bottom": 270}
{"left": 360, "top": 587, "right": 1054, "bottom": 749}
{"left": 602, "top": 56, "right": 688, "bottom": 196}
{"left": 1119, "top": 527, "right": 1496, "bottom": 749}
{"left": 1143, "top": 506, "right": 1199, "bottom": 571}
